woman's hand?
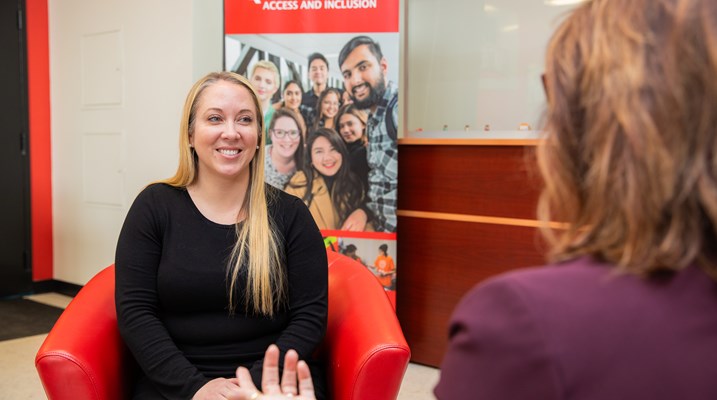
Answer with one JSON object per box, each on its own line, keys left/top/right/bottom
{"left": 235, "top": 344, "right": 316, "bottom": 400}
{"left": 192, "top": 377, "right": 241, "bottom": 399}
{"left": 341, "top": 209, "right": 368, "bottom": 231}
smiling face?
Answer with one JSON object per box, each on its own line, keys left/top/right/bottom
{"left": 189, "top": 80, "right": 259, "bottom": 183}
{"left": 309, "top": 58, "right": 328, "bottom": 88}
{"left": 270, "top": 116, "right": 301, "bottom": 160}
{"left": 250, "top": 67, "right": 278, "bottom": 104}
{"left": 338, "top": 112, "right": 365, "bottom": 143}
{"left": 311, "top": 135, "right": 343, "bottom": 177}
{"left": 340, "top": 44, "right": 388, "bottom": 110}
{"left": 321, "top": 91, "right": 340, "bottom": 119}
{"left": 283, "top": 82, "right": 302, "bottom": 110}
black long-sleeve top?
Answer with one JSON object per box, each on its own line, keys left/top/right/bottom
{"left": 115, "top": 183, "right": 328, "bottom": 399}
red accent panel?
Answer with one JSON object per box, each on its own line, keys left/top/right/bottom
{"left": 224, "top": 0, "right": 399, "bottom": 34}
{"left": 26, "top": 0, "right": 53, "bottom": 281}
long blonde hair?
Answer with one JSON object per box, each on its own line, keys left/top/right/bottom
{"left": 538, "top": 0, "right": 717, "bottom": 278}
{"left": 161, "top": 71, "right": 285, "bottom": 315}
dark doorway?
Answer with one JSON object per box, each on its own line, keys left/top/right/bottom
{"left": 0, "top": 0, "right": 31, "bottom": 297}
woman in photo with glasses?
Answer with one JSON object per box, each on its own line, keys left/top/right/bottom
{"left": 264, "top": 108, "right": 305, "bottom": 190}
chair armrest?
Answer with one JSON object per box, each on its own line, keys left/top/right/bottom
{"left": 35, "top": 265, "right": 133, "bottom": 400}
{"left": 324, "top": 252, "right": 411, "bottom": 400}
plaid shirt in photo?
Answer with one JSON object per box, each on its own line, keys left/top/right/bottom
{"left": 365, "top": 81, "right": 399, "bottom": 233}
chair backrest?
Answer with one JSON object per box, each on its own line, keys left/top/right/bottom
{"left": 321, "top": 250, "right": 411, "bottom": 400}
{"left": 35, "top": 250, "right": 410, "bottom": 400}
{"left": 35, "top": 265, "right": 132, "bottom": 400}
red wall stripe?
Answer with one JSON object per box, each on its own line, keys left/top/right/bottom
{"left": 26, "top": 0, "right": 53, "bottom": 281}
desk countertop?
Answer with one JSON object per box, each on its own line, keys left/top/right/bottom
{"left": 399, "top": 130, "right": 542, "bottom": 146}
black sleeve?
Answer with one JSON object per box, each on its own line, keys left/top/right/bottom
{"left": 248, "top": 193, "right": 329, "bottom": 385}
{"left": 115, "top": 186, "right": 209, "bottom": 399}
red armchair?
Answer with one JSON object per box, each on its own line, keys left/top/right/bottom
{"left": 35, "top": 250, "right": 410, "bottom": 399}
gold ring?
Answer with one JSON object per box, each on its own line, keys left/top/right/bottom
{"left": 249, "top": 392, "right": 261, "bottom": 400}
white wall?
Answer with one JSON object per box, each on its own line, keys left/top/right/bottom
{"left": 48, "top": 0, "right": 575, "bottom": 284}
{"left": 49, "top": 0, "right": 223, "bottom": 284}
{"left": 405, "top": 0, "right": 577, "bottom": 133}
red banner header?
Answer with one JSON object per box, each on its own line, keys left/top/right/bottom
{"left": 224, "top": 0, "right": 399, "bottom": 34}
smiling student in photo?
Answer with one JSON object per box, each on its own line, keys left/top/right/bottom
{"left": 249, "top": 60, "right": 281, "bottom": 141}
{"left": 272, "top": 80, "right": 310, "bottom": 138}
{"left": 284, "top": 128, "right": 369, "bottom": 231}
{"left": 310, "top": 87, "right": 342, "bottom": 133}
{"left": 339, "top": 36, "right": 398, "bottom": 233}
{"left": 264, "top": 108, "right": 305, "bottom": 190}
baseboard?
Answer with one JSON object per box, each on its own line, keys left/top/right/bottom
{"left": 32, "top": 280, "right": 82, "bottom": 298}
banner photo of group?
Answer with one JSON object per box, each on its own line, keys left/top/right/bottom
{"left": 224, "top": 0, "right": 400, "bottom": 305}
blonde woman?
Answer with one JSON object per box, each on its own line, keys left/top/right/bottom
{"left": 250, "top": 60, "right": 281, "bottom": 141}
{"left": 115, "top": 72, "right": 327, "bottom": 399}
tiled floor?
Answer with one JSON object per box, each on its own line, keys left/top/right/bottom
{"left": 398, "top": 363, "right": 441, "bottom": 399}
{"left": 1, "top": 293, "right": 440, "bottom": 399}
{"left": 22, "top": 292, "right": 74, "bottom": 309}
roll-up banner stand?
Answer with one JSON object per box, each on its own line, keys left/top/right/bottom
{"left": 224, "top": 0, "right": 400, "bottom": 307}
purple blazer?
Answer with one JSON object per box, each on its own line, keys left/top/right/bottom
{"left": 434, "top": 257, "right": 717, "bottom": 400}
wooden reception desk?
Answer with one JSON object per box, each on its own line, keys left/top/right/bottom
{"left": 395, "top": 133, "right": 547, "bottom": 367}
